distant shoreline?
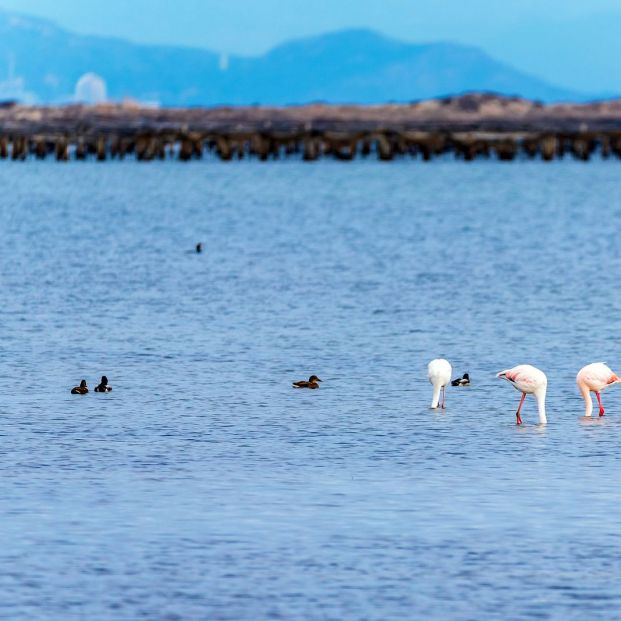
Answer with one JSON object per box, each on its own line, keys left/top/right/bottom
{"left": 0, "top": 93, "right": 620, "bottom": 162}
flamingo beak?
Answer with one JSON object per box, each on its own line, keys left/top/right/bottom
{"left": 516, "top": 413, "right": 523, "bottom": 425}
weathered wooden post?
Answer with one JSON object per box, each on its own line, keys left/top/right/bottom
{"left": 75, "top": 139, "right": 87, "bottom": 160}
{"left": 109, "top": 137, "right": 120, "bottom": 158}
{"left": 96, "top": 136, "right": 106, "bottom": 161}
{"left": 55, "top": 137, "right": 69, "bottom": 161}
{"left": 610, "top": 134, "right": 621, "bottom": 158}
{"left": 540, "top": 135, "right": 557, "bottom": 161}
{"left": 135, "top": 136, "right": 149, "bottom": 161}
{"left": 522, "top": 136, "right": 539, "bottom": 159}
{"left": 376, "top": 134, "right": 394, "bottom": 161}
{"left": 11, "top": 136, "right": 26, "bottom": 160}
{"left": 302, "top": 137, "right": 319, "bottom": 161}
{"left": 234, "top": 139, "right": 246, "bottom": 159}
{"left": 395, "top": 134, "right": 407, "bottom": 156}
{"left": 570, "top": 135, "right": 593, "bottom": 161}
{"left": 156, "top": 139, "right": 166, "bottom": 160}
{"left": 249, "top": 134, "right": 266, "bottom": 160}
{"left": 284, "top": 139, "right": 297, "bottom": 156}
{"left": 178, "top": 139, "right": 194, "bottom": 161}
{"left": 35, "top": 138, "right": 47, "bottom": 159}
{"left": 494, "top": 138, "right": 517, "bottom": 161}
{"left": 192, "top": 138, "right": 203, "bottom": 159}
{"left": 216, "top": 137, "right": 233, "bottom": 160}
{"left": 600, "top": 135, "right": 610, "bottom": 158}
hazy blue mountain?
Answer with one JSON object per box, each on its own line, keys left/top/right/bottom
{"left": 0, "top": 12, "right": 589, "bottom": 105}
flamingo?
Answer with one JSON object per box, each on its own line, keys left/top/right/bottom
{"left": 427, "top": 359, "right": 452, "bottom": 409}
{"left": 576, "top": 363, "right": 621, "bottom": 417}
{"left": 496, "top": 365, "right": 547, "bottom": 425}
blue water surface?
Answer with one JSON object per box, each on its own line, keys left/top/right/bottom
{"left": 1, "top": 160, "right": 621, "bottom": 620}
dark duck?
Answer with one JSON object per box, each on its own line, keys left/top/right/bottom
{"left": 451, "top": 373, "right": 470, "bottom": 387}
{"left": 292, "top": 375, "right": 322, "bottom": 389}
{"left": 71, "top": 380, "right": 89, "bottom": 395}
{"left": 94, "top": 376, "right": 112, "bottom": 392}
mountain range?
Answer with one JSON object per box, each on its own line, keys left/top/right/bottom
{"left": 0, "top": 10, "right": 593, "bottom": 106}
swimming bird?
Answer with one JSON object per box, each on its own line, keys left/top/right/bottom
{"left": 71, "top": 380, "right": 89, "bottom": 395}
{"left": 292, "top": 375, "right": 322, "bottom": 389}
{"left": 451, "top": 372, "right": 470, "bottom": 387}
{"left": 428, "top": 359, "right": 452, "bottom": 408}
{"left": 94, "top": 375, "right": 112, "bottom": 393}
{"left": 196, "top": 242, "right": 203, "bottom": 253}
{"left": 496, "top": 365, "right": 547, "bottom": 425}
{"left": 576, "top": 362, "right": 621, "bottom": 417}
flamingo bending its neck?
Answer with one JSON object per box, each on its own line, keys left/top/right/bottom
{"left": 427, "top": 358, "right": 452, "bottom": 409}
{"left": 497, "top": 364, "right": 547, "bottom": 425}
{"left": 576, "top": 363, "right": 621, "bottom": 417}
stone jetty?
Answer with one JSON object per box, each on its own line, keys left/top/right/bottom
{"left": 1, "top": 93, "right": 621, "bottom": 162}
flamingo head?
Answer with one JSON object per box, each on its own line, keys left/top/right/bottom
{"left": 607, "top": 373, "right": 621, "bottom": 386}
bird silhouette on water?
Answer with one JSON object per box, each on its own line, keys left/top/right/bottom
{"left": 71, "top": 380, "right": 89, "bottom": 395}
{"left": 292, "top": 375, "right": 322, "bottom": 389}
{"left": 94, "top": 375, "right": 112, "bottom": 392}
{"left": 451, "top": 373, "right": 470, "bottom": 386}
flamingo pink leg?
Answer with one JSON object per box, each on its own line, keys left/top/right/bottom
{"left": 596, "top": 392, "right": 605, "bottom": 417}
{"left": 515, "top": 392, "right": 526, "bottom": 425}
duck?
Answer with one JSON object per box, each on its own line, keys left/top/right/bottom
{"left": 428, "top": 359, "right": 452, "bottom": 408}
{"left": 94, "top": 375, "right": 112, "bottom": 392}
{"left": 451, "top": 372, "right": 470, "bottom": 386}
{"left": 292, "top": 375, "right": 322, "bottom": 389}
{"left": 196, "top": 242, "right": 203, "bottom": 253}
{"left": 71, "top": 380, "right": 89, "bottom": 395}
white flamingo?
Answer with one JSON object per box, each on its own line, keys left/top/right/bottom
{"left": 576, "top": 362, "right": 621, "bottom": 417}
{"left": 427, "top": 359, "right": 452, "bottom": 409}
{"left": 497, "top": 365, "right": 547, "bottom": 425}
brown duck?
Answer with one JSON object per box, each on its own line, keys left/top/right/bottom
{"left": 292, "top": 375, "right": 322, "bottom": 389}
{"left": 71, "top": 380, "right": 89, "bottom": 395}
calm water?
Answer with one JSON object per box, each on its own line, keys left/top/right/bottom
{"left": 1, "top": 160, "right": 621, "bottom": 620}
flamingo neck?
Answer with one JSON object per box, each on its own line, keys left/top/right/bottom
{"left": 579, "top": 384, "right": 593, "bottom": 416}
{"left": 535, "top": 389, "right": 547, "bottom": 424}
{"left": 431, "top": 383, "right": 441, "bottom": 409}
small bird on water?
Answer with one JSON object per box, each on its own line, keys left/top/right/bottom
{"left": 94, "top": 375, "right": 112, "bottom": 392}
{"left": 71, "top": 380, "right": 89, "bottom": 395}
{"left": 451, "top": 372, "right": 470, "bottom": 386}
{"left": 292, "top": 375, "right": 322, "bottom": 389}
{"left": 196, "top": 242, "right": 203, "bottom": 253}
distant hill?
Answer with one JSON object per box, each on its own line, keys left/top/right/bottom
{"left": 0, "top": 12, "right": 590, "bottom": 106}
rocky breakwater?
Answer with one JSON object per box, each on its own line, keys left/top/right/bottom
{"left": 0, "top": 94, "right": 621, "bottom": 161}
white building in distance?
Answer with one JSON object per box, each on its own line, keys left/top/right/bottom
{"left": 74, "top": 73, "right": 107, "bottom": 103}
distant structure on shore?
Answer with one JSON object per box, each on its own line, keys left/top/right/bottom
{"left": 74, "top": 73, "right": 107, "bottom": 104}
{"left": 1, "top": 93, "right": 621, "bottom": 162}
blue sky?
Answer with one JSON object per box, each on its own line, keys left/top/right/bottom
{"left": 0, "top": 0, "right": 620, "bottom": 92}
